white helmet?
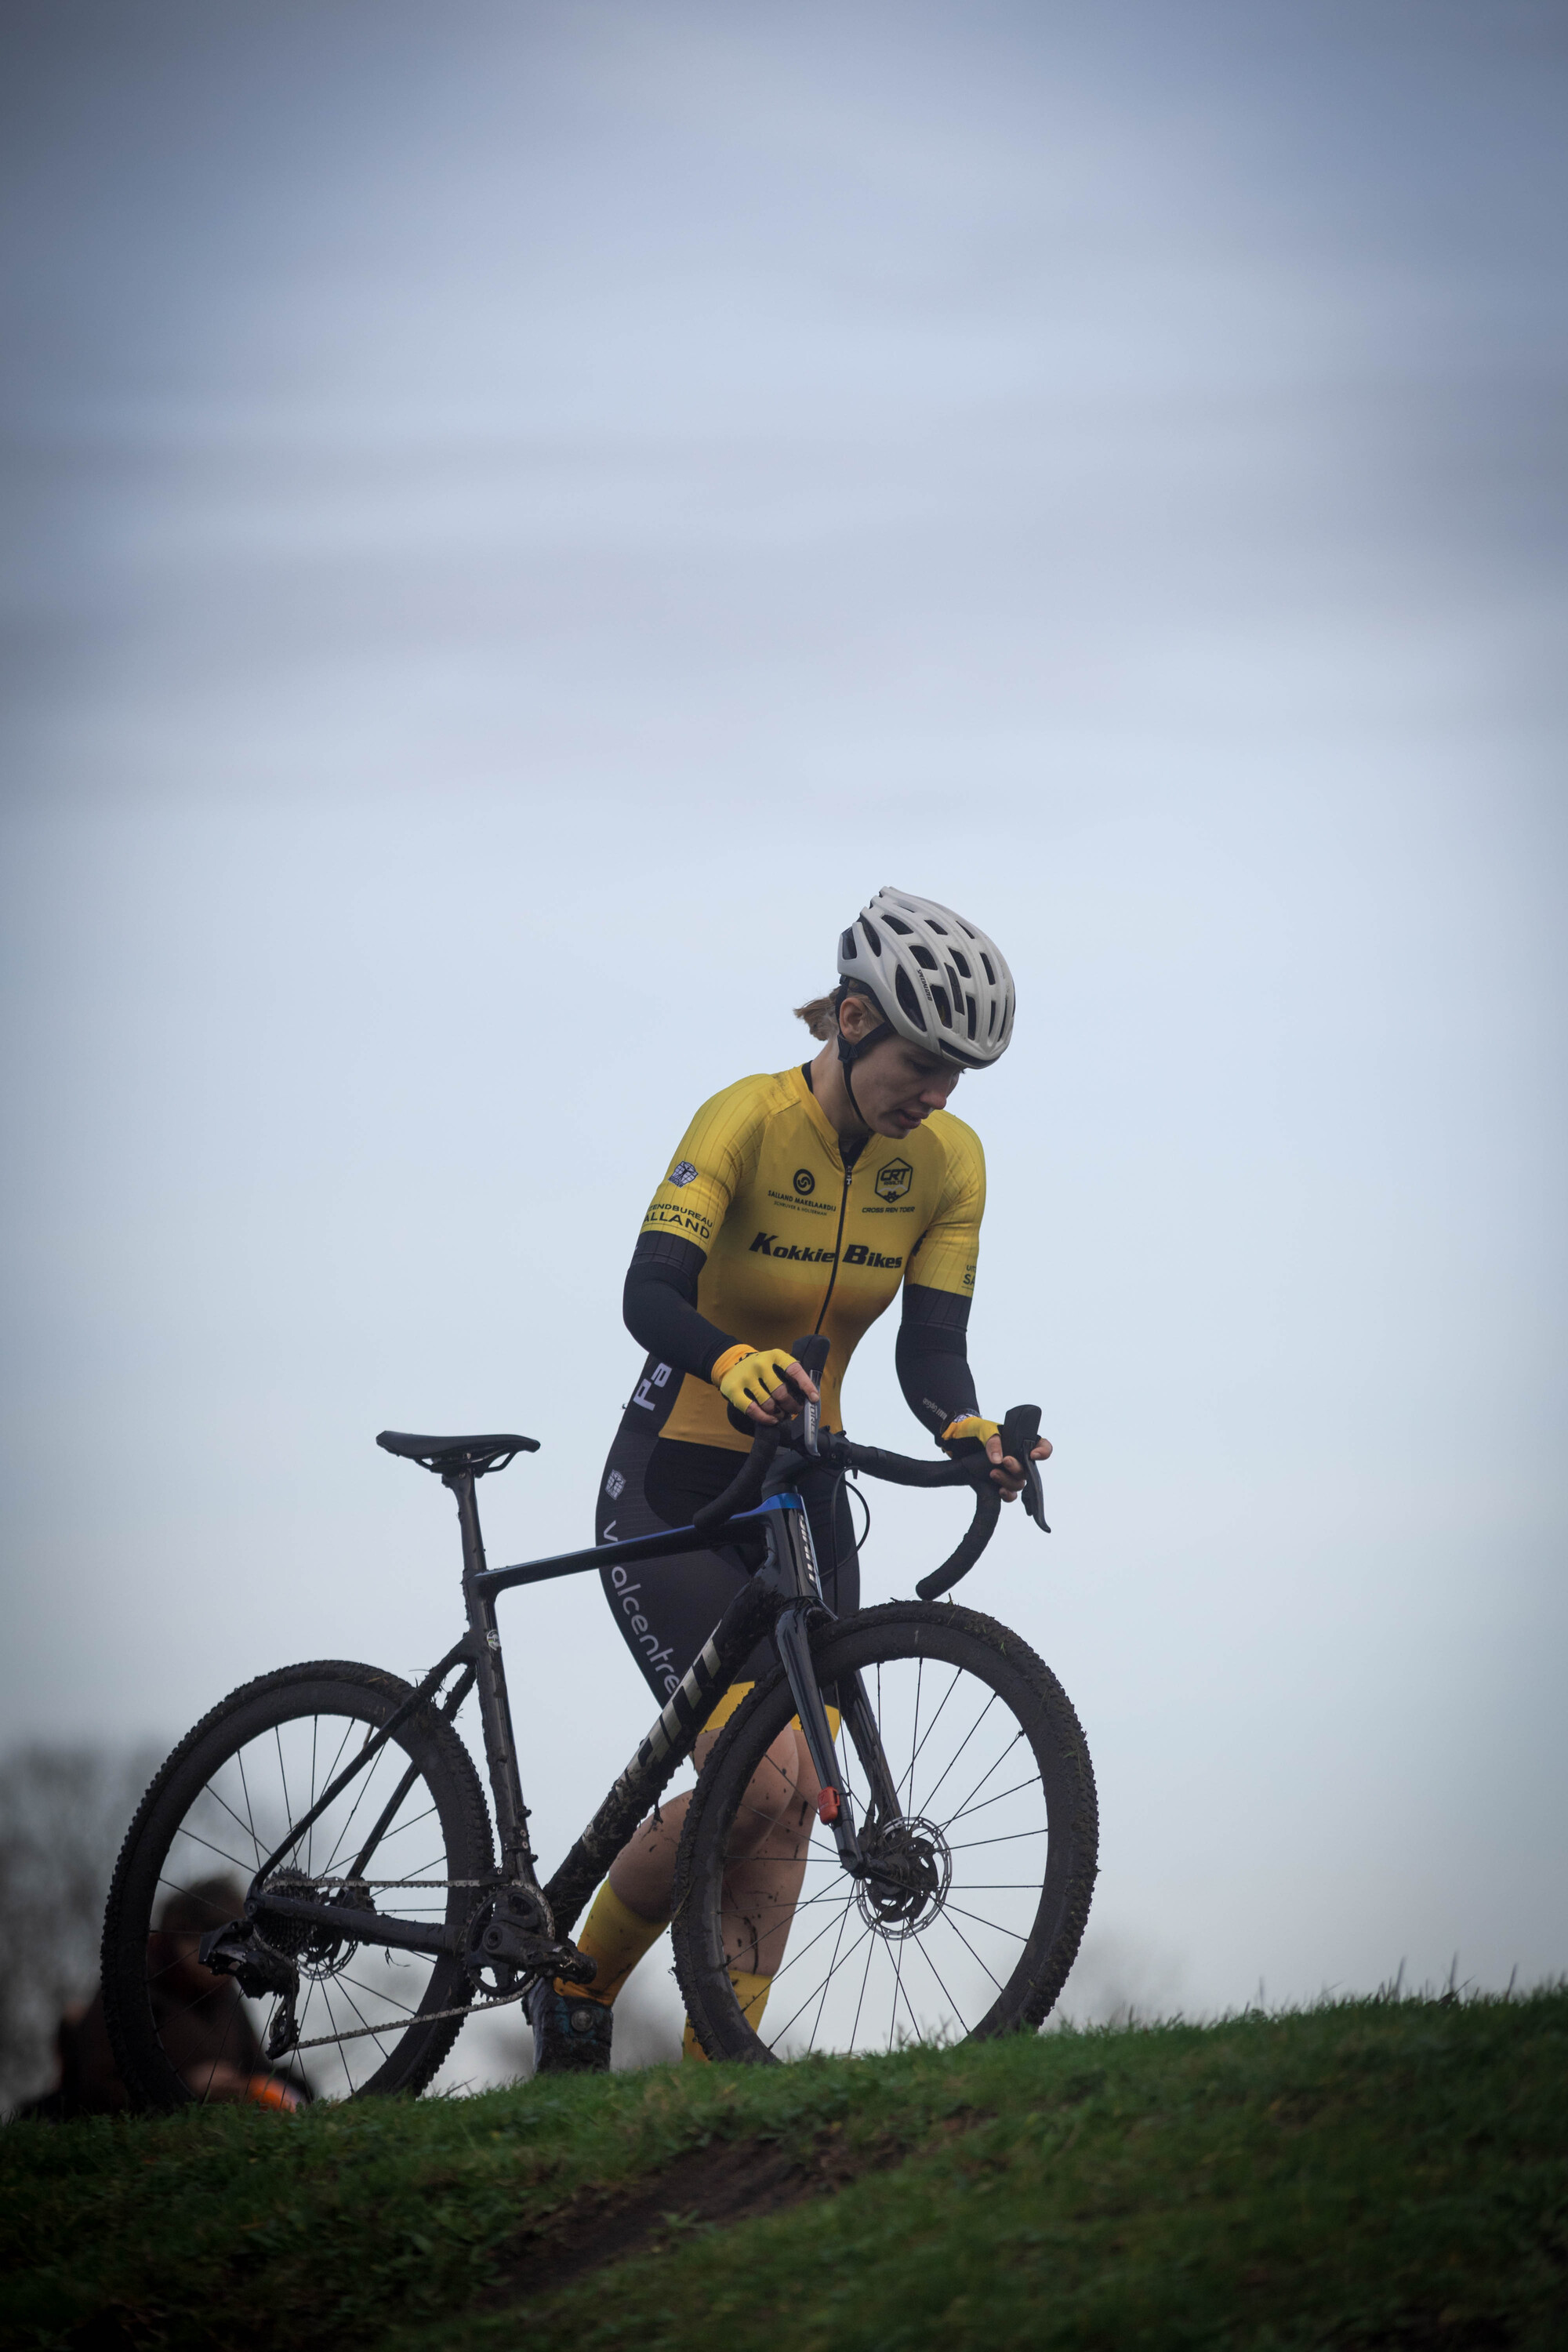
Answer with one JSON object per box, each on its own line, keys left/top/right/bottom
{"left": 837, "top": 887, "right": 1015, "bottom": 1068}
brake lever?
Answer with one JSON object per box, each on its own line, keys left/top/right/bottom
{"left": 997, "top": 1403, "right": 1050, "bottom": 1533}
{"left": 782, "top": 1333, "right": 829, "bottom": 1457}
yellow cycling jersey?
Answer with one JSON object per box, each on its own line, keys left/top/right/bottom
{"left": 636, "top": 1063, "right": 985, "bottom": 1451}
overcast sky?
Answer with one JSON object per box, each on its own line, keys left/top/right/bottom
{"left": 2, "top": 0, "right": 1565, "bottom": 2040}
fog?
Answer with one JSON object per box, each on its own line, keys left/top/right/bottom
{"left": 2, "top": 0, "right": 1564, "bottom": 2041}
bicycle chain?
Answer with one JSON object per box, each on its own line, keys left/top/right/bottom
{"left": 268, "top": 1877, "right": 497, "bottom": 1889}
{"left": 289, "top": 1976, "right": 532, "bottom": 2052}
{"left": 260, "top": 1877, "right": 547, "bottom": 2053}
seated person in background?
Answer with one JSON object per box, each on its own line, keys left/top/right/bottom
{"left": 22, "top": 1878, "right": 303, "bottom": 2116}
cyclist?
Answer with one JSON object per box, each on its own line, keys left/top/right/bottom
{"left": 531, "top": 887, "right": 1051, "bottom": 2074}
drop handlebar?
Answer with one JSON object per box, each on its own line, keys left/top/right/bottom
{"left": 688, "top": 1335, "right": 1047, "bottom": 1599}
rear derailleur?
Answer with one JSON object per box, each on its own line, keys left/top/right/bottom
{"left": 199, "top": 1913, "right": 305, "bottom": 2062}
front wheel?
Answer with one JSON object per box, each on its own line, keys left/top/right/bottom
{"left": 672, "top": 1602, "right": 1097, "bottom": 2063}
{"left": 102, "top": 1661, "right": 494, "bottom": 2107}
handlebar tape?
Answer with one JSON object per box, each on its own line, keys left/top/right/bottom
{"left": 691, "top": 1425, "right": 782, "bottom": 1541}
{"left": 916, "top": 1475, "right": 1002, "bottom": 1600}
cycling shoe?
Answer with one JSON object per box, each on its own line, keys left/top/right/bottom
{"left": 529, "top": 1983, "right": 614, "bottom": 2076}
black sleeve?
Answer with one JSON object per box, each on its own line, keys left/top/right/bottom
{"left": 895, "top": 1283, "right": 982, "bottom": 1443}
{"left": 622, "top": 1232, "right": 740, "bottom": 1381}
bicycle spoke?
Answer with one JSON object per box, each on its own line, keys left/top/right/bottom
{"left": 944, "top": 1882, "right": 1044, "bottom": 1892}
{"left": 889, "top": 1928, "right": 913, "bottom": 2054}
{"left": 910, "top": 1923, "right": 976, "bottom": 2041}
{"left": 944, "top": 1773, "right": 1043, "bottom": 1829}
{"left": 198, "top": 1777, "right": 273, "bottom": 1858}
{"left": 318, "top": 1751, "right": 394, "bottom": 1879}
{"left": 946, "top": 1825, "right": 1049, "bottom": 1853}
{"left": 755, "top": 1888, "right": 861, "bottom": 1989}
{"left": 938, "top": 1730, "right": 1031, "bottom": 1836}
{"left": 234, "top": 1748, "right": 261, "bottom": 1868}
{"left": 332, "top": 1973, "right": 397, "bottom": 2065}
{"left": 848, "top": 1919, "right": 877, "bottom": 2049}
{"left": 273, "top": 1726, "right": 293, "bottom": 1858}
{"left": 942, "top": 1900, "right": 1028, "bottom": 1947}
{"left": 901, "top": 1655, "right": 926, "bottom": 1811}
{"left": 902, "top": 1664, "right": 966, "bottom": 1806}
{"left": 307, "top": 1716, "right": 320, "bottom": 1879}
{"left": 162, "top": 1824, "right": 256, "bottom": 1877}
{"left": 764, "top": 1917, "right": 879, "bottom": 2055}
{"left": 913, "top": 1693, "right": 1002, "bottom": 1818}
{"left": 338, "top": 1972, "right": 424, "bottom": 2020}
{"left": 807, "top": 1896, "right": 855, "bottom": 2056}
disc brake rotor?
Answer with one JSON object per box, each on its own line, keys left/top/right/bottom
{"left": 855, "top": 1816, "right": 953, "bottom": 1940}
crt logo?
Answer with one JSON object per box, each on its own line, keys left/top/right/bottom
{"left": 874, "top": 1156, "right": 913, "bottom": 1203}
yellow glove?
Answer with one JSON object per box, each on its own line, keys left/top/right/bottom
{"left": 713, "top": 1344, "right": 801, "bottom": 1418}
{"left": 941, "top": 1414, "right": 1000, "bottom": 1450}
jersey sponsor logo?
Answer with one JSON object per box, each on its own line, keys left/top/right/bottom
{"left": 669, "top": 1160, "right": 699, "bottom": 1186}
{"left": 631, "top": 1361, "right": 673, "bottom": 1411}
{"left": 874, "top": 1157, "right": 913, "bottom": 1202}
{"left": 747, "top": 1232, "right": 903, "bottom": 1271}
{"left": 749, "top": 1232, "right": 836, "bottom": 1264}
{"left": 644, "top": 1202, "right": 713, "bottom": 1242}
{"left": 767, "top": 1185, "right": 834, "bottom": 1212}
{"left": 793, "top": 1167, "right": 815, "bottom": 1195}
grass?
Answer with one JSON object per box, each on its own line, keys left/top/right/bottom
{"left": 4, "top": 1989, "right": 1566, "bottom": 2351}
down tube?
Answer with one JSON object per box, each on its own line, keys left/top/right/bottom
{"left": 542, "top": 1585, "right": 775, "bottom": 1937}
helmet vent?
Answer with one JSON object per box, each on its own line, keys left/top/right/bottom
{"left": 930, "top": 985, "right": 953, "bottom": 1028}
{"left": 980, "top": 952, "right": 996, "bottom": 985}
{"left": 966, "top": 995, "right": 978, "bottom": 1040}
{"left": 950, "top": 949, "right": 971, "bottom": 980}
{"left": 861, "top": 918, "right": 882, "bottom": 956}
{"left": 840, "top": 929, "right": 858, "bottom": 960}
{"left": 893, "top": 966, "right": 927, "bottom": 1029}
{"left": 882, "top": 915, "right": 913, "bottom": 935}
{"left": 910, "top": 943, "right": 938, "bottom": 970}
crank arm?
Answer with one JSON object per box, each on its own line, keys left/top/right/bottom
{"left": 773, "top": 1603, "right": 862, "bottom": 1868}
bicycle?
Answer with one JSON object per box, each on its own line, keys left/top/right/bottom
{"left": 102, "top": 1338, "right": 1098, "bottom": 2103}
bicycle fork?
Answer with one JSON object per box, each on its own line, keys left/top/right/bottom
{"left": 762, "top": 1490, "right": 902, "bottom": 1875}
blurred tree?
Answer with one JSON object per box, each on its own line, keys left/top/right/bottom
{"left": 0, "top": 1744, "right": 159, "bottom": 2111}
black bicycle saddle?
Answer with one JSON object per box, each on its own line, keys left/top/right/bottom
{"left": 376, "top": 1430, "right": 539, "bottom": 1475}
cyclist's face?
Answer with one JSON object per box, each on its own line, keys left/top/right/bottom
{"left": 851, "top": 1033, "right": 962, "bottom": 1137}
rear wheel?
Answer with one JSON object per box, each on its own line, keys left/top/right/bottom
{"left": 102, "top": 1661, "right": 493, "bottom": 2107}
{"left": 673, "top": 1602, "right": 1097, "bottom": 2062}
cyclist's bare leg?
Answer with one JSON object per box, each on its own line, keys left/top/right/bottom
{"left": 608, "top": 1723, "right": 808, "bottom": 1922}
{"left": 715, "top": 1733, "right": 821, "bottom": 1978}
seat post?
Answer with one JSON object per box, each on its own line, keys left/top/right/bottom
{"left": 447, "top": 1468, "right": 535, "bottom": 1883}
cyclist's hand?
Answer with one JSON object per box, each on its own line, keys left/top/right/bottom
{"left": 714, "top": 1345, "right": 820, "bottom": 1426}
{"left": 944, "top": 1415, "right": 1053, "bottom": 1502}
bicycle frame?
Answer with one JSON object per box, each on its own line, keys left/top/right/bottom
{"left": 239, "top": 1449, "right": 901, "bottom": 1978}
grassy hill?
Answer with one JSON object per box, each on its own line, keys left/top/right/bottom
{"left": 5, "top": 1989, "right": 1566, "bottom": 2351}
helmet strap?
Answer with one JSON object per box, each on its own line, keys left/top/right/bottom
{"left": 835, "top": 986, "right": 892, "bottom": 1131}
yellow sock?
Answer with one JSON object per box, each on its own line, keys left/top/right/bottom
{"left": 557, "top": 1880, "right": 667, "bottom": 2005}
{"left": 681, "top": 1970, "right": 772, "bottom": 2061}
